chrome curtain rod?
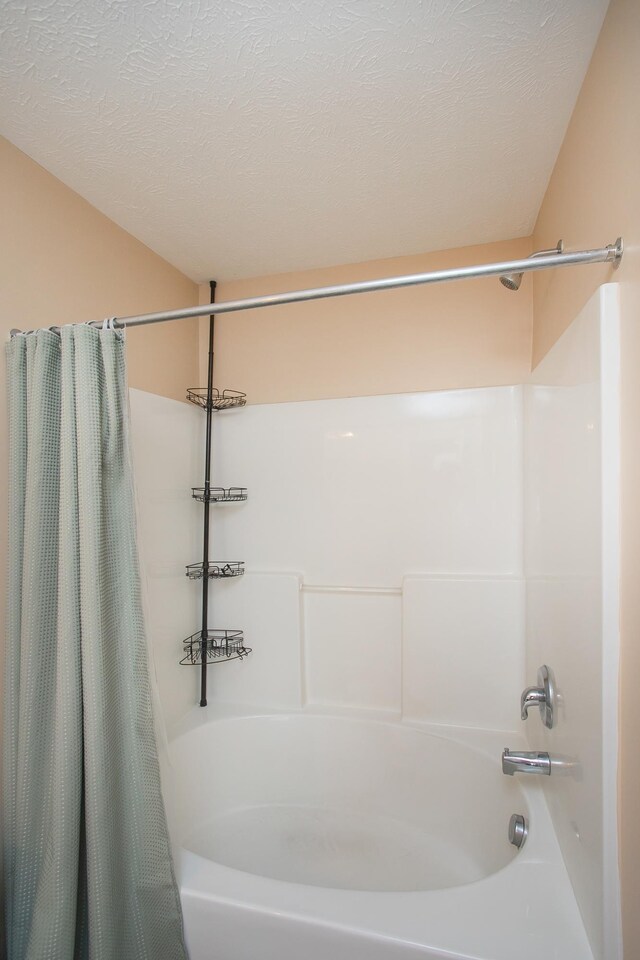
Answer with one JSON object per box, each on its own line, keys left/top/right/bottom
{"left": 10, "top": 238, "right": 623, "bottom": 336}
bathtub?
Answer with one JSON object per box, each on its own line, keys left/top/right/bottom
{"left": 166, "top": 708, "right": 593, "bottom": 960}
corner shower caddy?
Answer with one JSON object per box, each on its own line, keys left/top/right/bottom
{"left": 179, "top": 281, "right": 251, "bottom": 706}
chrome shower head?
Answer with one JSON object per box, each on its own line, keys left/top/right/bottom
{"left": 499, "top": 241, "right": 564, "bottom": 291}
{"left": 499, "top": 272, "right": 523, "bottom": 291}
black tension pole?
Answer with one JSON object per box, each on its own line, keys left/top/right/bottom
{"left": 200, "top": 280, "right": 217, "bottom": 707}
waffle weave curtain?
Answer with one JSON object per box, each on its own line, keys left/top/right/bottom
{"left": 3, "top": 326, "right": 187, "bottom": 960}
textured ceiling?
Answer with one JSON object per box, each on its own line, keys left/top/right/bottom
{"left": 0, "top": 0, "right": 608, "bottom": 281}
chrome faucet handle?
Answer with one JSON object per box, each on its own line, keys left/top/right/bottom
{"left": 521, "top": 686, "right": 546, "bottom": 720}
{"left": 520, "top": 665, "right": 556, "bottom": 728}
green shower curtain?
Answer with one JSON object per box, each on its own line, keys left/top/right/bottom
{"left": 3, "top": 326, "right": 188, "bottom": 960}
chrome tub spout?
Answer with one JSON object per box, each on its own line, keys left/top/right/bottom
{"left": 502, "top": 748, "right": 551, "bottom": 776}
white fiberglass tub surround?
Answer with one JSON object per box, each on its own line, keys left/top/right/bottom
{"left": 132, "top": 287, "right": 621, "bottom": 960}
{"left": 168, "top": 709, "right": 592, "bottom": 960}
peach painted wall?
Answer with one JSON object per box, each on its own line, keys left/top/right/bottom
{"left": 532, "top": 0, "right": 639, "bottom": 366}
{"left": 531, "top": 1, "right": 640, "bottom": 955}
{"left": 200, "top": 237, "right": 533, "bottom": 403}
{"left": 0, "top": 137, "right": 200, "bottom": 399}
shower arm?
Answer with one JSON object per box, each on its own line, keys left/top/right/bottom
{"left": 9, "top": 238, "right": 623, "bottom": 336}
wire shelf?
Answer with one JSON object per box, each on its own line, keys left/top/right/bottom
{"left": 186, "top": 387, "right": 247, "bottom": 411}
{"left": 186, "top": 561, "right": 244, "bottom": 580}
{"left": 180, "top": 629, "right": 251, "bottom": 665}
{"left": 191, "top": 486, "right": 248, "bottom": 503}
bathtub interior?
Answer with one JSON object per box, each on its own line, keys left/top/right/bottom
{"left": 169, "top": 713, "right": 526, "bottom": 892}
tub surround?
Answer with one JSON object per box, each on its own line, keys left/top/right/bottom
{"left": 131, "top": 383, "right": 526, "bottom": 734}
{"left": 130, "top": 285, "right": 620, "bottom": 960}
{"left": 524, "top": 286, "right": 621, "bottom": 960}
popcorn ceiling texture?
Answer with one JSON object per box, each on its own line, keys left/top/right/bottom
{"left": 0, "top": 0, "right": 607, "bottom": 281}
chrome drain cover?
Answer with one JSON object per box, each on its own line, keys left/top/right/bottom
{"left": 508, "top": 813, "right": 528, "bottom": 849}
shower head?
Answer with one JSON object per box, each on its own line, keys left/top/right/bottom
{"left": 499, "top": 241, "right": 564, "bottom": 291}
{"left": 499, "top": 272, "right": 523, "bottom": 291}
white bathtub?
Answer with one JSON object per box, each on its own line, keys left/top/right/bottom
{"left": 167, "top": 708, "right": 593, "bottom": 960}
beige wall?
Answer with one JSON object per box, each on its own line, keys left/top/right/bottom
{"left": 532, "top": 0, "right": 639, "bottom": 363}
{"left": 531, "top": 1, "right": 640, "bottom": 955}
{"left": 202, "top": 237, "right": 533, "bottom": 403}
{"left": 0, "top": 137, "right": 200, "bottom": 399}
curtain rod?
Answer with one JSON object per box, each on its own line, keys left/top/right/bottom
{"left": 10, "top": 238, "right": 623, "bottom": 336}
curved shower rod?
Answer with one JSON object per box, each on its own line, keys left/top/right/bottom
{"left": 10, "top": 237, "right": 623, "bottom": 336}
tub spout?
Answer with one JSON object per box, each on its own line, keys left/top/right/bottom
{"left": 502, "top": 748, "right": 551, "bottom": 776}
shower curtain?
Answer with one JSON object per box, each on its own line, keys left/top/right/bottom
{"left": 3, "top": 326, "right": 188, "bottom": 960}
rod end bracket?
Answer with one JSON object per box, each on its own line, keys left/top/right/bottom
{"left": 607, "top": 237, "right": 624, "bottom": 268}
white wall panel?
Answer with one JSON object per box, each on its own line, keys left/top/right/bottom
{"left": 212, "top": 388, "right": 523, "bottom": 585}
{"left": 523, "top": 285, "right": 621, "bottom": 960}
{"left": 402, "top": 577, "right": 524, "bottom": 731}
{"left": 131, "top": 385, "right": 525, "bottom": 730}
{"left": 303, "top": 589, "right": 402, "bottom": 713}
{"left": 209, "top": 572, "right": 303, "bottom": 709}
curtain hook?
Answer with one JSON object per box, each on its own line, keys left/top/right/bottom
{"left": 102, "top": 316, "right": 124, "bottom": 339}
